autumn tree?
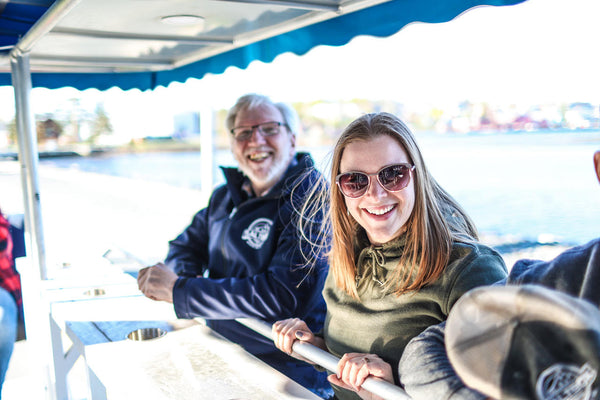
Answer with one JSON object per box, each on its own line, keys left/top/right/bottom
{"left": 89, "top": 103, "right": 113, "bottom": 142}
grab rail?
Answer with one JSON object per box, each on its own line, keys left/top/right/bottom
{"left": 236, "top": 318, "right": 411, "bottom": 400}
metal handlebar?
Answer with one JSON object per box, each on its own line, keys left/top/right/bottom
{"left": 236, "top": 318, "right": 411, "bottom": 400}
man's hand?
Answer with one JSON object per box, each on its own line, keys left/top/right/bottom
{"left": 137, "top": 262, "right": 178, "bottom": 303}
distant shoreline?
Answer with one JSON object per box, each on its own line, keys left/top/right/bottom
{"left": 2, "top": 127, "right": 598, "bottom": 162}
{"left": 3, "top": 127, "right": 598, "bottom": 268}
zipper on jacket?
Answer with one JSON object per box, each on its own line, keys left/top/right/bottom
{"left": 220, "top": 197, "right": 263, "bottom": 257}
{"left": 219, "top": 217, "right": 232, "bottom": 263}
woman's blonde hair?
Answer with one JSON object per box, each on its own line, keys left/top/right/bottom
{"left": 301, "top": 112, "right": 478, "bottom": 298}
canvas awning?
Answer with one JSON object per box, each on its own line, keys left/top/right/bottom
{"left": 1, "top": 0, "right": 525, "bottom": 90}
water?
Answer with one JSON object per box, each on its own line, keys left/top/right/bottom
{"left": 41, "top": 130, "right": 600, "bottom": 247}
{"left": 415, "top": 130, "right": 600, "bottom": 246}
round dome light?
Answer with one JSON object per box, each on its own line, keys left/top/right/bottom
{"left": 160, "top": 15, "right": 205, "bottom": 26}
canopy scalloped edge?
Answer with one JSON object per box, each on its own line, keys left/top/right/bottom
{"left": 0, "top": 0, "right": 525, "bottom": 91}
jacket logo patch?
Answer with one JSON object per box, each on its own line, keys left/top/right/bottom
{"left": 241, "top": 218, "right": 273, "bottom": 249}
{"left": 536, "top": 362, "right": 597, "bottom": 400}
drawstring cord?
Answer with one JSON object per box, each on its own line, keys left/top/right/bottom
{"left": 371, "top": 248, "right": 385, "bottom": 286}
{"left": 356, "top": 246, "right": 386, "bottom": 287}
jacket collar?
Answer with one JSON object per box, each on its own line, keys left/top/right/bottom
{"left": 220, "top": 152, "right": 314, "bottom": 205}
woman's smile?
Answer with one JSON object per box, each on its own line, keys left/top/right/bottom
{"left": 363, "top": 204, "right": 396, "bottom": 216}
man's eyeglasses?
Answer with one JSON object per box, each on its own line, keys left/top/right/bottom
{"left": 230, "top": 121, "right": 288, "bottom": 142}
{"left": 336, "top": 163, "right": 416, "bottom": 199}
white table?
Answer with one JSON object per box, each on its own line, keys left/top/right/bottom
{"left": 70, "top": 322, "right": 320, "bottom": 400}
{"left": 43, "top": 265, "right": 320, "bottom": 400}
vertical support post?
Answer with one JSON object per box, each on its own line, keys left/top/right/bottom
{"left": 11, "top": 52, "right": 59, "bottom": 400}
{"left": 10, "top": 51, "right": 47, "bottom": 280}
{"left": 8, "top": 1, "right": 91, "bottom": 399}
{"left": 199, "top": 106, "right": 214, "bottom": 205}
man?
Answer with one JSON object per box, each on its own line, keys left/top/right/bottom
{"left": 138, "top": 93, "right": 330, "bottom": 396}
{"left": 398, "top": 150, "right": 600, "bottom": 400}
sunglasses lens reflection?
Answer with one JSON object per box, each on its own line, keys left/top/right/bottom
{"left": 379, "top": 164, "right": 410, "bottom": 191}
{"left": 338, "top": 164, "right": 411, "bottom": 198}
{"left": 338, "top": 172, "right": 369, "bottom": 198}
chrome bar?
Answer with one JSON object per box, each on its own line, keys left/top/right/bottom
{"left": 8, "top": 0, "right": 86, "bottom": 282}
{"left": 31, "top": 54, "right": 173, "bottom": 68}
{"left": 236, "top": 318, "right": 412, "bottom": 400}
{"left": 10, "top": 52, "right": 47, "bottom": 280}
{"left": 217, "top": 0, "right": 340, "bottom": 11}
{"left": 10, "top": 51, "right": 60, "bottom": 400}
{"left": 13, "top": 0, "right": 83, "bottom": 54}
{"left": 51, "top": 27, "right": 234, "bottom": 45}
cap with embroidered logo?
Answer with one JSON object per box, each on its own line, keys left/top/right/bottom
{"left": 445, "top": 284, "right": 600, "bottom": 400}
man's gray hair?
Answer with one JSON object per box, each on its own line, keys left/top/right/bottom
{"left": 226, "top": 93, "right": 300, "bottom": 135}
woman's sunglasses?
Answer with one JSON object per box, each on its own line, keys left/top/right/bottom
{"left": 335, "top": 163, "right": 415, "bottom": 199}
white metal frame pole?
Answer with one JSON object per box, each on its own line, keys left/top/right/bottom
{"left": 10, "top": 51, "right": 59, "bottom": 400}
{"left": 10, "top": 51, "right": 47, "bottom": 280}
{"left": 8, "top": 0, "right": 83, "bottom": 281}
{"left": 9, "top": 2, "right": 84, "bottom": 399}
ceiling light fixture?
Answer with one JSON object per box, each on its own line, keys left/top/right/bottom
{"left": 160, "top": 15, "right": 205, "bottom": 26}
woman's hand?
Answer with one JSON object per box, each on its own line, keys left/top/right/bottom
{"left": 272, "top": 318, "right": 326, "bottom": 363}
{"left": 328, "top": 353, "right": 394, "bottom": 400}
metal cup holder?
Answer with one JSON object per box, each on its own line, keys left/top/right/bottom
{"left": 83, "top": 288, "right": 106, "bottom": 297}
{"left": 126, "top": 327, "right": 167, "bottom": 341}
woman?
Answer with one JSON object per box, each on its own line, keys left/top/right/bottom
{"left": 272, "top": 112, "right": 507, "bottom": 400}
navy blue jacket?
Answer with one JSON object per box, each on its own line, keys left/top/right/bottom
{"left": 399, "top": 237, "right": 600, "bottom": 400}
{"left": 506, "top": 238, "right": 600, "bottom": 305}
{"left": 168, "top": 152, "right": 328, "bottom": 358}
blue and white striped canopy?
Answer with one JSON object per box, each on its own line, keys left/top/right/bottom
{"left": 0, "top": 0, "right": 525, "bottom": 91}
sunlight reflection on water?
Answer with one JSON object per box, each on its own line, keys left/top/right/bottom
{"left": 40, "top": 130, "right": 600, "bottom": 246}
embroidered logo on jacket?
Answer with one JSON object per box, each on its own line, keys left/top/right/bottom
{"left": 241, "top": 218, "right": 273, "bottom": 249}
{"left": 536, "top": 363, "right": 597, "bottom": 400}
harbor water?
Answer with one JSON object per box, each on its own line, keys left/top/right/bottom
{"left": 38, "top": 129, "right": 600, "bottom": 247}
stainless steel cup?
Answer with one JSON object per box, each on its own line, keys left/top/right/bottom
{"left": 126, "top": 327, "right": 166, "bottom": 341}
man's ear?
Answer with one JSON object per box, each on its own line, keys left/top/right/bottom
{"left": 594, "top": 151, "right": 600, "bottom": 184}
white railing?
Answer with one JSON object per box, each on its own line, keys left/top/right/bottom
{"left": 236, "top": 318, "right": 412, "bottom": 400}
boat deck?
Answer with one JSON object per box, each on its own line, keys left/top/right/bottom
{"left": 4, "top": 340, "right": 47, "bottom": 399}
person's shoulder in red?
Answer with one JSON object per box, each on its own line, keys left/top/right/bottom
{"left": 0, "top": 208, "right": 22, "bottom": 308}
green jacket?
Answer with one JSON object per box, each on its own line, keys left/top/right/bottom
{"left": 322, "top": 232, "right": 507, "bottom": 400}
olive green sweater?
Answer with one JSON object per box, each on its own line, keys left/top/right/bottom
{"left": 322, "top": 233, "right": 507, "bottom": 400}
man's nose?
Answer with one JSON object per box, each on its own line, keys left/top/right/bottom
{"left": 247, "top": 128, "right": 267, "bottom": 144}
